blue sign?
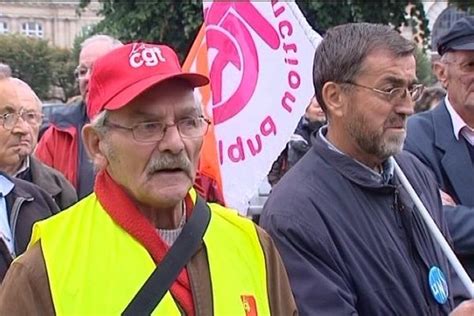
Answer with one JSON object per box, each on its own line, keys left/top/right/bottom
{"left": 428, "top": 266, "right": 449, "bottom": 304}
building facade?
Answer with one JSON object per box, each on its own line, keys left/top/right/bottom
{"left": 0, "top": 0, "right": 102, "bottom": 48}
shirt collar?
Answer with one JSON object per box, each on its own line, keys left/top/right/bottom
{"left": 12, "top": 156, "right": 30, "bottom": 178}
{"left": 0, "top": 175, "right": 14, "bottom": 197}
{"left": 318, "top": 127, "right": 394, "bottom": 185}
{"left": 445, "top": 95, "right": 469, "bottom": 140}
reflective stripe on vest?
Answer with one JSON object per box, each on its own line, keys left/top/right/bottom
{"left": 29, "top": 190, "right": 270, "bottom": 315}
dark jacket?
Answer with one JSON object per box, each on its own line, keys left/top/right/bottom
{"left": 261, "top": 128, "right": 469, "bottom": 315}
{"left": 405, "top": 100, "right": 474, "bottom": 277}
{"left": 287, "top": 118, "right": 324, "bottom": 168}
{"left": 19, "top": 156, "right": 77, "bottom": 211}
{"left": 267, "top": 117, "right": 323, "bottom": 187}
{"left": 0, "top": 174, "right": 59, "bottom": 281}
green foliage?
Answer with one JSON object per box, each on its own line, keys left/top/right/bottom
{"left": 0, "top": 34, "right": 52, "bottom": 99}
{"left": 0, "top": 34, "right": 76, "bottom": 102}
{"left": 79, "top": 0, "right": 435, "bottom": 59}
{"left": 415, "top": 48, "right": 436, "bottom": 86}
{"left": 79, "top": 0, "right": 203, "bottom": 61}
{"left": 296, "top": 0, "right": 430, "bottom": 46}
{"left": 49, "top": 47, "right": 77, "bottom": 102}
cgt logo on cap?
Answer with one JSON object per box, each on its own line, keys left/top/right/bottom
{"left": 129, "top": 43, "right": 166, "bottom": 68}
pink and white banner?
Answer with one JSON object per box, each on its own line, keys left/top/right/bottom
{"left": 186, "top": 1, "right": 321, "bottom": 213}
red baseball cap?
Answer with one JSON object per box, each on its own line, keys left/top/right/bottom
{"left": 87, "top": 42, "right": 209, "bottom": 118}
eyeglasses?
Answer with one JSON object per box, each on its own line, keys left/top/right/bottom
{"left": 0, "top": 109, "right": 44, "bottom": 130}
{"left": 104, "top": 116, "right": 211, "bottom": 143}
{"left": 74, "top": 65, "right": 92, "bottom": 80}
{"left": 342, "top": 82, "right": 424, "bottom": 102}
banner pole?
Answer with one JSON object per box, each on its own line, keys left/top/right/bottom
{"left": 287, "top": 0, "right": 321, "bottom": 49}
{"left": 390, "top": 157, "right": 474, "bottom": 297}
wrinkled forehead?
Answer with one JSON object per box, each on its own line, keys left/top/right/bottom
{"left": 359, "top": 50, "right": 417, "bottom": 84}
{"left": 446, "top": 49, "right": 474, "bottom": 63}
{"left": 0, "top": 78, "right": 41, "bottom": 111}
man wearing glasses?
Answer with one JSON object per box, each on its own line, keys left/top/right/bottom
{"left": 0, "top": 73, "right": 76, "bottom": 211}
{"left": 0, "top": 43, "right": 297, "bottom": 315}
{"left": 260, "top": 22, "right": 472, "bottom": 314}
{"left": 405, "top": 16, "right": 474, "bottom": 280}
{"left": 35, "top": 35, "right": 123, "bottom": 199}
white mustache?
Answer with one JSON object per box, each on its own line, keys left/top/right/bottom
{"left": 147, "top": 153, "right": 192, "bottom": 176}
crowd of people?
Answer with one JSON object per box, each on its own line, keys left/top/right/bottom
{"left": 0, "top": 14, "right": 472, "bottom": 316}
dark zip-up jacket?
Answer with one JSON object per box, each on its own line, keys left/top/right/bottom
{"left": 260, "top": 128, "right": 469, "bottom": 315}
{"left": 0, "top": 175, "right": 59, "bottom": 281}
{"left": 17, "top": 156, "right": 77, "bottom": 211}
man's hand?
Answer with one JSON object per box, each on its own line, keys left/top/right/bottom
{"left": 440, "top": 189, "right": 456, "bottom": 206}
{"left": 450, "top": 299, "right": 474, "bottom": 315}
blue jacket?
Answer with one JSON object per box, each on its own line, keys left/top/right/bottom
{"left": 261, "top": 128, "right": 469, "bottom": 315}
{"left": 405, "top": 101, "right": 474, "bottom": 277}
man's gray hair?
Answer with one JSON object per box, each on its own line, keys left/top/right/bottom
{"left": 81, "top": 34, "right": 123, "bottom": 50}
{"left": 440, "top": 51, "right": 459, "bottom": 64}
{"left": 0, "top": 63, "right": 12, "bottom": 79}
{"left": 313, "top": 23, "right": 416, "bottom": 113}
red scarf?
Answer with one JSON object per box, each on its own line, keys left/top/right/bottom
{"left": 95, "top": 170, "right": 195, "bottom": 316}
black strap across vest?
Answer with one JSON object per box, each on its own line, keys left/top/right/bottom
{"left": 122, "top": 196, "right": 211, "bottom": 315}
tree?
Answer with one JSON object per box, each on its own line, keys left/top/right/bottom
{"left": 296, "top": 1, "right": 430, "bottom": 46}
{"left": 0, "top": 34, "right": 53, "bottom": 99}
{"left": 79, "top": 0, "right": 203, "bottom": 61}
{"left": 49, "top": 47, "right": 77, "bottom": 102}
{"left": 415, "top": 48, "right": 436, "bottom": 86}
{"left": 79, "top": 0, "right": 432, "bottom": 58}
{"left": 0, "top": 34, "right": 77, "bottom": 102}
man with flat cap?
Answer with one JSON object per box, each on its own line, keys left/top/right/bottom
{"left": 405, "top": 16, "right": 474, "bottom": 278}
{"left": 0, "top": 42, "right": 296, "bottom": 315}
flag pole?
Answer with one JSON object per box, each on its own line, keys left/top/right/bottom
{"left": 287, "top": 1, "right": 321, "bottom": 50}
{"left": 390, "top": 157, "right": 474, "bottom": 297}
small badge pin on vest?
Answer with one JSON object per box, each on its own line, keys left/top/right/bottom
{"left": 428, "top": 266, "right": 449, "bottom": 304}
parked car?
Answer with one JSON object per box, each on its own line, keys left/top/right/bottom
{"left": 39, "top": 103, "right": 69, "bottom": 140}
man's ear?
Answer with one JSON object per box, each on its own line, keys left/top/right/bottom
{"left": 433, "top": 61, "right": 448, "bottom": 89}
{"left": 82, "top": 124, "right": 108, "bottom": 170}
{"left": 322, "top": 82, "right": 347, "bottom": 118}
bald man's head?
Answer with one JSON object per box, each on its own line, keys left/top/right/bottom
{"left": 0, "top": 77, "right": 43, "bottom": 174}
{"left": 0, "top": 77, "right": 42, "bottom": 117}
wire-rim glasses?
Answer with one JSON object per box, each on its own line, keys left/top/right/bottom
{"left": 103, "top": 116, "right": 211, "bottom": 143}
{"left": 342, "top": 81, "right": 424, "bottom": 102}
{"left": 0, "top": 109, "right": 44, "bottom": 130}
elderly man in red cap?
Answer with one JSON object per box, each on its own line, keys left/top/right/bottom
{"left": 0, "top": 43, "right": 296, "bottom": 315}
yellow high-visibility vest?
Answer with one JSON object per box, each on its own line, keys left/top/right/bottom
{"left": 29, "top": 189, "right": 271, "bottom": 315}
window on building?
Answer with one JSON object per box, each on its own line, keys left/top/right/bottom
{"left": 21, "top": 22, "right": 44, "bottom": 38}
{"left": 0, "top": 22, "right": 8, "bottom": 34}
